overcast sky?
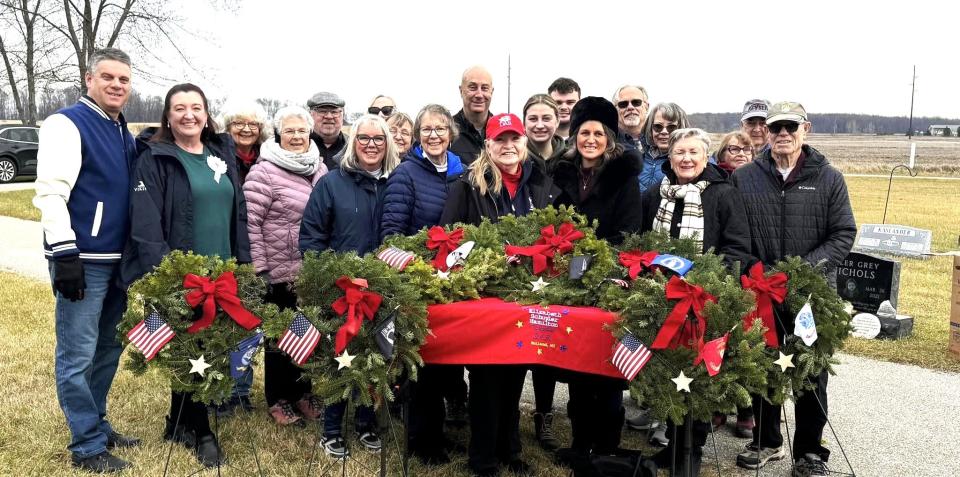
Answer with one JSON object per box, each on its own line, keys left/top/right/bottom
{"left": 146, "top": 0, "right": 960, "bottom": 119}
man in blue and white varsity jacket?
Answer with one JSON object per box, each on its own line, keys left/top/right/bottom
{"left": 33, "top": 48, "right": 140, "bottom": 473}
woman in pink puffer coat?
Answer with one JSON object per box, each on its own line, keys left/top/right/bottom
{"left": 242, "top": 106, "right": 327, "bottom": 426}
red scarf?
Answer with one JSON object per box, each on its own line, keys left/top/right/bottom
{"left": 500, "top": 165, "right": 522, "bottom": 199}
{"left": 236, "top": 148, "right": 258, "bottom": 167}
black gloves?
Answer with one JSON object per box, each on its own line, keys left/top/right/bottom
{"left": 53, "top": 255, "right": 85, "bottom": 301}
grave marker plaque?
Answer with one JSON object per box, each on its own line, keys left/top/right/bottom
{"left": 836, "top": 252, "right": 901, "bottom": 313}
{"left": 854, "top": 224, "right": 931, "bottom": 257}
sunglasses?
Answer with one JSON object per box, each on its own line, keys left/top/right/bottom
{"left": 652, "top": 123, "right": 678, "bottom": 134}
{"left": 768, "top": 122, "right": 800, "bottom": 134}
{"left": 616, "top": 99, "right": 645, "bottom": 109}
{"left": 368, "top": 106, "right": 395, "bottom": 116}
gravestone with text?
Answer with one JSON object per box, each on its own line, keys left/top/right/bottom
{"left": 836, "top": 252, "right": 901, "bottom": 313}
{"left": 854, "top": 224, "right": 932, "bottom": 257}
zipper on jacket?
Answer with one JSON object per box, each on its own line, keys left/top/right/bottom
{"left": 780, "top": 189, "right": 786, "bottom": 259}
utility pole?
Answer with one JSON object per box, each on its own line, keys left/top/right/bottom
{"left": 907, "top": 65, "right": 916, "bottom": 138}
{"left": 507, "top": 54, "right": 512, "bottom": 114}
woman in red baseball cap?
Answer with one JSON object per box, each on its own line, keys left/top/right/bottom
{"left": 440, "top": 112, "right": 560, "bottom": 477}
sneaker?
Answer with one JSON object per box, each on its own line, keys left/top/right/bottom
{"left": 268, "top": 400, "right": 303, "bottom": 426}
{"left": 106, "top": 431, "right": 141, "bottom": 449}
{"left": 625, "top": 409, "right": 657, "bottom": 431}
{"left": 648, "top": 422, "right": 669, "bottom": 447}
{"left": 445, "top": 399, "right": 468, "bottom": 427}
{"left": 533, "top": 412, "right": 561, "bottom": 451}
{"left": 734, "top": 417, "right": 755, "bottom": 439}
{"left": 195, "top": 434, "right": 227, "bottom": 468}
{"left": 358, "top": 431, "right": 382, "bottom": 452}
{"left": 793, "top": 453, "right": 830, "bottom": 477}
{"left": 323, "top": 436, "right": 350, "bottom": 458}
{"left": 295, "top": 394, "right": 323, "bottom": 421}
{"left": 72, "top": 451, "right": 131, "bottom": 473}
{"left": 736, "top": 443, "right": 786, "bottom": 470}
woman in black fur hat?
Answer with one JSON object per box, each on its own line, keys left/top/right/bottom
{"left": 551, "top": 97, "right": 644, "bottom": 465}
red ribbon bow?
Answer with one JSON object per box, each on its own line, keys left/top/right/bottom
{"left": 183, "top": 271, "right": 262, "bottom": 334}
{"left": 504, "top": 223, "right": 585, "bottom": 275}
{"left": 652, "top": 276, "right": 717, "bottom": 350}
{"left": 331, "top": 276, "right": 383, "bottom": 355}
{"left": 618, "top": 250, "right": 660, "bottom": 280}
{"left": 740, "top": 262, "right": 788, "bottom": 348}
{"left": 426, "top": 226, "right": 464, "bottom": 271}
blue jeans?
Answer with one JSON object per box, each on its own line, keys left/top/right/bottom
{"left": 323, "top": 401, "right": 375, "bottom": 438}
{"left": 50, "top": 262, "right": 127, "bottom": 459}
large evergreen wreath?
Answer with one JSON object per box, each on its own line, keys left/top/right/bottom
{"left": 119, "top": 251, "right": 281, "bottom": 404}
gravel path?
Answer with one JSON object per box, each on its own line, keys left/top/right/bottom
{"left": 3, "top": 215, "right": 958, "bottom": 476}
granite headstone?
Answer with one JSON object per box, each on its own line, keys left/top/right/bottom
{"left": 836, "top": 252, "right": 901, "bottom": 313}
{"left": 854, "top": 224, "right": 932, "bottom": 257}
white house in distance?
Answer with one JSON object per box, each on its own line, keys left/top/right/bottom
{"left": 927, "top": 125, "right": 960, "bottom": 136}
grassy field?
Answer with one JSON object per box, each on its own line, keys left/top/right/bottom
{"left": 0, "top": 189, "right": 38, "bottom": 221}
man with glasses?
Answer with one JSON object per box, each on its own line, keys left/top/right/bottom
{"left": 731, "top": 102, "right": 855, "bottom": 477}
{"left": 450, "top": 65, "right": 494, "bottom": 165}
{"left": 612, "top": 85, "right": 650, "bottom": 150}
{"left": 307, "top": 91, "right": 347, "bottom": 171}
{"left": 368, "top": 95, "right": 397, "bottom": 119}
{"left": 740, "top": 99, "right": 771, "bottom": 152}
{"left": 548, "top": 77, "right": 581, "bottom": 140}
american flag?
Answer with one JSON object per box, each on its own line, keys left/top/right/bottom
{"left": 127, "top": 311, "right": 175, "bottom": 361}
{"left": 278, "top": 312, "right": 321, "bottom": 365}
{"left": 377, "top": 246, "right": 415, "bottom": 270}
{"left": 612, "top": 333, "right": 652, "bottom": 380}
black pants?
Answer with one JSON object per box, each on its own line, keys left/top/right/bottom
{"left": 466, "top": 365, "right": 526, "bottom": 472}
{"left": 532, "top": 365, "right": 557, "bottom": 413}
{"left": 751, "top": 368, "right": 830, "bottom": 460}
{"left": 443, "top": 365, "right": 468, "bottom": 405}
{"left": 566, "top": 373, "right": 625, "bottom": 454}
{"left": 262, "top": 283, "right": 312, "bottom": 406}
{"left": 656, "top": 419, "right": 709, "bottom": 475}
{"left": 407, "top": 364, "right": 458, "bottom": 453}
{"left": 170, "top": 391, "right": 212, "bottom": 437}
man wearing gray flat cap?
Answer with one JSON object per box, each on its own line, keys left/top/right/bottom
{"left": 307, "top": 92, "right": 347, "bottom": 171}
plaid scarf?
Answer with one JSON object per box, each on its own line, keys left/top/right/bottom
{"left": 653, "top": 178, "right": 710, "bottom": 247}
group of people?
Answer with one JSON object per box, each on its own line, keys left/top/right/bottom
{"left": 35, "top": 47, "right": 856, "bottom": 477}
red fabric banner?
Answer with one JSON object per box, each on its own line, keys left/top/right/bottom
{"left": 183, "top": 271, "right": 261, "bottom": 334}
{"left": 421, "top": 298, "right": 624, "bottom": 379}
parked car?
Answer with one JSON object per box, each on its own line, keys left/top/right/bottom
{"left": 0, "top": 125, "right": 39, "bottom": 183}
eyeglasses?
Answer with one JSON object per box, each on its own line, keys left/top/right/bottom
{"left": 725, "top": 145, "right": 754, "bottom": 155}
{"left": 768, "top": 122, "right": 800, "bottom": 134}
{"left": 368, "top": 106, "right": 395, "bottom": 116}
{"left": 356, "top": 134, "right": 387, "bottom": 146}
{"left": 390, "top": 127, "right": 412, "bottom": 138}
{"left": 420, "top": 126, "right": 449, "bottom": 137}
{"left": 280, "top": 128, "right": 310, "bottom": 137}
{"left": 230, "top": 121, "right": 260, "bottom": 131}
{"left": 652, "top": 123, "right": 678, "bottom": 134}
{"left": 616, "top": 99, "right": 645, "bottom": 109}
{"left": 311, "top": 107, "right": 342, "bottom": 117}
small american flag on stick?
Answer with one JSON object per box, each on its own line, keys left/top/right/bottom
{"left": 278, "top": 312, "right": 322, "bottom": 365}
{"left": 127, "top": 310, "right": 175, "bottom": 361}
{"left": 377, "top": 246, "right": 416, "bottom": 270}
{"left": 612, "top": 333, "right": 652, "bottom": 380}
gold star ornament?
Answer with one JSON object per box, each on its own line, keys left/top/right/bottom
{"left": 335, "top": 350, "right": 356, "bottom": 370}
{"left": 774, "top": 351, "right": 795, "bottom": 372}
{"left": 530, "top": 277, "right": 549, "bottom": 292}
{"left": 189, "top": 355, "right": 212, "bottom": 377}
{"left": 672, "top": 370, "right": 693, "bottom": 393}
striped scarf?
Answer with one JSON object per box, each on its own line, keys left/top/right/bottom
{"left": 653, "top": 178, "right": 710, "bottom": 247}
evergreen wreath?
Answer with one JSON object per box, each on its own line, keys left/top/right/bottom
{"left": 119, "top": 251, "right": 280, "bottom": 404}
{"left": 271, "top": 250, "right": 430, "bottom": 408}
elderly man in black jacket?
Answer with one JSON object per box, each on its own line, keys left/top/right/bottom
{"left": 731, "top": 102, "right": 855, "bottom": 477}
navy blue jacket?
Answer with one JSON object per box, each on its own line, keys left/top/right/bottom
{"left": 121, "top": 133, "right": 250, "bottom": 286}
{"left": 380, "top": 145, "right": 464, "bottom": 240}
{"left": 299, "top": 167, "right": 388, "bottom": 255}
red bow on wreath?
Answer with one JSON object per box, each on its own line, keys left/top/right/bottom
{"left": 652, "top": 276, "right": 716, "bottom": 351}
{"left": 740, "top": 262, "right": 788, "bottom": 348}
{"left": 504, "top": 223, "right": 585, "bottom": 275}
{"left": 618, "top": 250, "right": 660, "bottom": 280}
{"left": 331, "top": 276, "right": 383, "bottom": 355}
{"left": 183, "top": 271, "right": 262, "bottom": 334}
{"left": 426, "top": 226, "right": 464, "bottom": 271}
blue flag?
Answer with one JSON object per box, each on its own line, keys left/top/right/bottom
{"left": 652, "top": 254, "right": 694, "bottom": 277}
{"left": 230, "top": 331, "right": 264, "bottom": 379}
